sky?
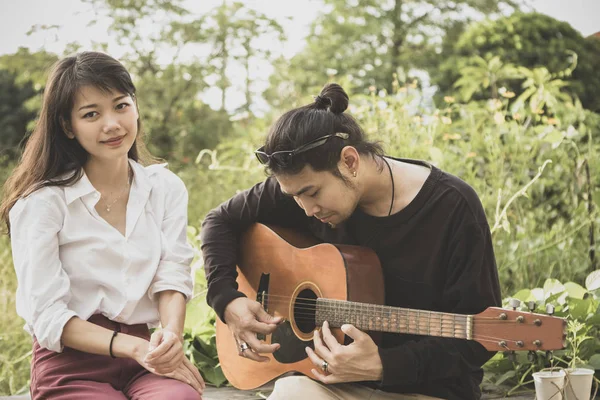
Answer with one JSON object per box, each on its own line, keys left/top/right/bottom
{"left": 0, "top": 0, "right": 597, "bottom": 112}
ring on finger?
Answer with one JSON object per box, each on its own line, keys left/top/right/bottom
{"left": 321, "top": 360, "right": 328, "bottom": 373}
{"left": 240, "top": 342, "right": 250, "bottom": 352}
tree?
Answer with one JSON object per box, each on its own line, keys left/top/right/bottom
{"left": 172, "top": 0, "right": 285, "bottom": 114}
{"left": 0, "top": 70, "right": 37, "bottom": 164}
{"left": 265, "top": 0, "right": 521, "bottom": 108}
{"left": 83, "top": 0, "right": 231, "bottom": 160}
{"left": 435, "top": 12, "right": 600, "bottom": 112}
{"left": 0, "top": 48, "right": 58, "bottom": 164}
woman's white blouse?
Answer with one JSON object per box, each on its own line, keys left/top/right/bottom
{"left": 9, "top": 160, "right": 194, "bottom": 352}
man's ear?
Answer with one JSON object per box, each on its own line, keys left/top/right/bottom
{"left": 339, "top": 146, "right": 360, "bottom": 173}
{"left": 60, "top": 117, "right": 75, "bottom": 139}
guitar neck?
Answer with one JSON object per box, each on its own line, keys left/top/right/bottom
{"left": 316, "top": 298, "right": 473, "bottom": 340}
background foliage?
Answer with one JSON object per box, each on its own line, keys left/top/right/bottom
{"left": 1, "top": 0, "right": 599, "bottom": 396}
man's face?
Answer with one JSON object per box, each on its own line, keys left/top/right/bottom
{"left": 276, "top": 164, "right": 360, "bottom": 226}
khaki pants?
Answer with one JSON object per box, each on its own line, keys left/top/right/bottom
{"left": 267, "top": 376, "right": 443, "bottom": 400}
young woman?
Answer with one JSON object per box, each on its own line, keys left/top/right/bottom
{"left": 0, "top": 52, "right": 204, "bottom": 399}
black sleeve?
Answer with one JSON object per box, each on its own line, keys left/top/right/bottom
{"left": 200, "top": 176, "right": 310, "bottom": 322}
{"left": 378, "top": 221, "right": 501, "bottom": 387}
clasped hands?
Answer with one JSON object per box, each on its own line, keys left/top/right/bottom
{"left": 224, "top": 297, "right": 383, "bottom": 384}
{"left": 139, "top": 327, "right": 205, "bottom": 393}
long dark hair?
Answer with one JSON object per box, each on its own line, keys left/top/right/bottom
{"left": 0, "top": 51, "right": 156, "bottom": 234}
{"left": 263, "top": 83, "right": 384, "bottom": 179}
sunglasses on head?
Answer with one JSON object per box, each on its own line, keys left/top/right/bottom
{"left": 255, "top": 132, "right": 350, "bottom": 166}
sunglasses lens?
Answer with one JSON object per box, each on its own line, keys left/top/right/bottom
{"left": 254, "top": 151, "right": 270, "bottom": 165}
{"left": 272, "top": 152, "right": 292, "bottom": 166}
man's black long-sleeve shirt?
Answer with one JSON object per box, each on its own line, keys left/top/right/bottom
{"left": 200, "top": 158, "right": 502, "bottom": 400}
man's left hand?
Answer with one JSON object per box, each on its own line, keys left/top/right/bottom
{"left": 305, "top": 321, "right": 383, "bottom": 384}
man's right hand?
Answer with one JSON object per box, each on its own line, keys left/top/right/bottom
{"left": 223, "top": 297, "right": 282, "bottom": 362}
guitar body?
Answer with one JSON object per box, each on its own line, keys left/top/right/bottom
{"left": 215, "top": 223, "right": 384, "bottom": 390}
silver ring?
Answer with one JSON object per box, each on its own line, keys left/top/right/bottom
{"left": 240, "top": 342, "right": 250, "bottom": 352}
{"left": 321, "top": 360, "right": 328, "bottom": 373}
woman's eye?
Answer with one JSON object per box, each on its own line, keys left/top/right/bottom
{"left": 309, "top": 190, "right": 319, "bottom": 198}
{"left": 83, "top": 111, "right": 98, "bottom": 119}
{"left": 116, "top": 103, "right": 130, "bottom": 110}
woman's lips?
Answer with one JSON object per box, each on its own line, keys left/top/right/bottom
{"left": 102, "top": 135, "right": 125, "bottom": 146}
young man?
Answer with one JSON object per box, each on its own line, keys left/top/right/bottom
{"left": 201, "top": 84, "right": 501, "bottom": 400}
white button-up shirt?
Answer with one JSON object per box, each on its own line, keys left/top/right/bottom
{"left": 9, "top": 160, "right": 194, "bottom": 352}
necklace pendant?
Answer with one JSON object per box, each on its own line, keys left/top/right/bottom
{"left": 106, "top": 207, "right": 111, "bottom": 212}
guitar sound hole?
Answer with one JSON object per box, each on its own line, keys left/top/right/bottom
{"left": 294, "top": 289, "right": 317, "bottom": 334}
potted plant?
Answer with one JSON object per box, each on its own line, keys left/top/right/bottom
{"left": 563, "top": 320, "right": 596, "bottom": 400}
{"left": 533, "top": 320, "right": 597, "bottom": 400}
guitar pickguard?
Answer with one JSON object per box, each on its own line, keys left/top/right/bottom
{"left": 272, "top": 321, "right": 314, "bottom": 364}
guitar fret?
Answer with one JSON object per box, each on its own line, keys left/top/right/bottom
{"left": 427, "top": 311, "right": 430, "bottom": 336}
{"left": 453, "top": 314, "right": 456, "bottom": 338}
{"left": 324, "top": 300, "right": 474, "bottom": 342}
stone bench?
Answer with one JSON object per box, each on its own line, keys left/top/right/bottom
{"left": 0, "top": 384, "right": 273, "bottom": 400}
{"left": 0, "top": 386, "right": 537, "bottom": 399}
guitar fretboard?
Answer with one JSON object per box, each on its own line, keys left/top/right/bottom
{"left": 315, "top": 298, "right": 472, "bottom": 340}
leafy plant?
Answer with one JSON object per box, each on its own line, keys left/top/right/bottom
{"left": 483, "top": 270, "right": 600, "bottom": 395}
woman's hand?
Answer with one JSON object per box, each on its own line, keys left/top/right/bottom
{"left": 154, "top": 356, "right": 206, "bottom": 394}
{"left": 144, "top": 328, "right": 184, "bottom": 374}
{"left": 129, "top": 336, "right": 205, "bottom": 394}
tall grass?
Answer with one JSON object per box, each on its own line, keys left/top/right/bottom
{"left": 0, "top": 235, "right": 31, "bottom": 395}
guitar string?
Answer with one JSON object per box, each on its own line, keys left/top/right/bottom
{"left": 257, "top": 298, "right": 553, "bottom": 346}
{"left": 263, "top": 292, "right": 543, "bottom": 317}
{"left": 261, "top": 298, "right": 538, "bottom": 323}
{"left": 264, "top": 307, "right": 534, "bottom": 323}
{"left": 263, "top": 295, "right": 549, "bottom": 317}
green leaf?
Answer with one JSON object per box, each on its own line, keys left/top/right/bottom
{"left": 200, "top": 364, "right": 228, "bottom": 387}
{"left": 564, "top": 282, "right": 587, "bottom": 299}
{"left": 585, "top": 270, "right": 600, "bottom": 291}
{"left": 193, "top": 335, "right": 218, "bottom": 359}
{"left": 544, "top": 279, "right": 566, "bottom": 299}
{"left": 495, "top": 370, "right": 516, "bottom": 386}
{"left": 190, "top": 347, "right": 216, "bottom": 368}
{"left": 568, "top": 298, "right": 594, "bottom": 321}
{"left": 542, "top": 130, "right": 564, "bottom": 145}
{"left": 588, "top": 354, "right": 600, "bottom": 370}
{"left": 513, "top": 289, "right": 534, "bottom": 302}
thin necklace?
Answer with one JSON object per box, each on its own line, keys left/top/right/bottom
{"left": 383, "top": 157, "right": 395, "bottom": 216}
{"left": 102, "top": 166, "right": 133, "bottom": 213}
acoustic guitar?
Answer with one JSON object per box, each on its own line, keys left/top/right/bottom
{"left": 215, "top": 223, "right": 566, "bottom": 390}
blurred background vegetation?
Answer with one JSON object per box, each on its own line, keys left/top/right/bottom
{"left": 1, "top": 0, "right": 600, "bottom": 396}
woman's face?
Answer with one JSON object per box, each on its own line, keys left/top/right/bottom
{"left": 68, "top": 85, "right": 138, "bottom": 162}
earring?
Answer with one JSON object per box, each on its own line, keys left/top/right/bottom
{"left": 352, "top": 171, "right": 357, "bottom": 177}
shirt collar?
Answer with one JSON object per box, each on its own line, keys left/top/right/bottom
{"left": 63, "top": 160, "right": 168, "bottom": 205}
{"left": 63, "top": 171, "right": 96, "bottom": 205}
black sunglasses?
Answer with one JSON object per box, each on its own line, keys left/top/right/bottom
{"left": 255, "top": 132, "right": 350, "bottom": 166}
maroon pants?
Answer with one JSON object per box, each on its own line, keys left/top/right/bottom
{"left": 30, "top": 314, "right": 201, "bottom": 400}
